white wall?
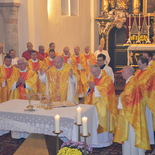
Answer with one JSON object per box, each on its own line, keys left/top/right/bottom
{"left": 17, "top": 0, "right": 100, "bottom": 55}
{"left": 47, "top": 0, "right": 92, "bottom": 54}
{"left": 18, "top": 0, "right": 49, "bottom": 56}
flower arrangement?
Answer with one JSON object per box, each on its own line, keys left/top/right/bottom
{"left": 57, "top": 140, "right": 93, "bottom": 155}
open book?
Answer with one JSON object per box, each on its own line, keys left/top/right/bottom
{"left": 53, "top": 101, "right": 77, "bottom": 108}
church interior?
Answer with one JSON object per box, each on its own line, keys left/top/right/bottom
{"left": 1, "top": 0, "right": 155, "bottom": 155}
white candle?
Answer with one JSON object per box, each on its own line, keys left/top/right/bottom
{"left": 139, "top": 14, "right": 140, "bottom": 26}
{"left": 76, "top": 106, "right": 82, "bottom": 125}
{"left": 82, "top": 117, "right": 88, "bottom": 136}
{"left": 54, "top": 114, "right": 60, "bottom": 133}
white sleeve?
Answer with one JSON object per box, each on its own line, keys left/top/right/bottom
{"left": 25, "top": 83, "right": 32, "bottom": 90}
{"left": 94, "top": 86, "right": 101, "bottom": 97}
{"left": 11, "top": 82, "right": 17, "bottom": 90}
{"left": 77, "top": 64, "right": 84, "bottom": 70}
{"left": 105, "top": 52, "right": 110, "bottom": 65}
{"left": 2, "top": 81, "right": 6, "bottom": 87}
{"left": 67, "top": 75, "right": 77, "bottom": 102}
{"left": 39, "top": 73, "right": 46, "bottom": 84}
{"left": 118, "top": 97, "right": 123, "bottom": 109}
{"left": 69, "top": 75, "right": 76, "bottom": 84}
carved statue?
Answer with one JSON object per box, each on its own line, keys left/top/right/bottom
{"left": 116, "top": 0, "right": 129, "bottom": 10}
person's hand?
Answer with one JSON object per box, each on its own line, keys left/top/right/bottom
{"left": 88, "top": 81, "right": 95, "bottom": 89}
{"left": 19, "top": 77, "right": 25, "bottom": 85}
{"left": 16, "top": 77, "right": 25, "bottom": 87}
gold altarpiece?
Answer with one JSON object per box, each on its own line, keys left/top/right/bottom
{"left": 95, "top": 0, "right": 155, "bottom": 70}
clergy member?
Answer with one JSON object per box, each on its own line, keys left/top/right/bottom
{"left": 85, "top": 65, "right": 118, "bottom": 147}
{"left": 44, "top": 49, "right": 56, "bottom": 70}
{"left": 0, "top": 43, "right": 5, "bottom": 66}
{"left": 40, "top": 56, "right": 78, "bottom": 103}
{"left": 82, "top": 45, "right": 96, "bottom": 76}
{"left": 97, "top": 54, "right": 114, "bottom": 82}
{"left": 61, "top": 46, "right": 71, "bottom": 65}
{"left": 38, "top": 45, "right": 48, "bottom": 61}
{"left": 94, "top": 44, "right": 110, "bottom": 65}
{"left": 114, "top": 66, "right": 150, "bottom": 155}
{"left": 10, "top": 57, "right": 38, "bottom": 100}
{"left": 71, "top": 46, "right": 87, "bottom": 97}
{"left": 9, "top": 49, "right": 19, "bottom": 67}
{"left": 134, "top": 56, "right": 155, "bottom": 144}
{"left": 0, "top": 54, "right": 18, "bottom": 102}
{"left": 28, "top": 50, "right": 46, "bottom": 72}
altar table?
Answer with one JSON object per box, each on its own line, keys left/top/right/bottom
{"left": 0, "top": 99, "right": 99, "bottom": 146}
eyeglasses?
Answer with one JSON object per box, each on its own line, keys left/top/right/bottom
{"left": 97, "top": 59, "right": 104, "bottom": 62}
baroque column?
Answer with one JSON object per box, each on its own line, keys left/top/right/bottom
{"left": 0, "top": 3, "right": 20, "bottom": 54}
{"left": 132, "top": 0, "right": 140, "bottom": 14}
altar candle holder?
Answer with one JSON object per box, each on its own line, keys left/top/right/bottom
{"left": 53, "top": 130, "right": 63, "bottom": 154}
{"left": 80, "top": 133, "right": 91, "bottom": 155}
{"left": 74, "top": 123, "right": 82, "bottom": 141}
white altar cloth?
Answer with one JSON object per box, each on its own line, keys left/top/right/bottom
{"left": 0, "top": 99, "right": 100, "bottom": 146}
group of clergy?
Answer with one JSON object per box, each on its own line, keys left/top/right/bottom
{"left": 0, "top": 41, "right": 155, "bottom": 155}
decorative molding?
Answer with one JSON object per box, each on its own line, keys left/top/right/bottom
{"left": 0, "top": 3, "right": 20, "bottom": 7}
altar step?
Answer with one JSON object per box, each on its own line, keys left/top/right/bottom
{"left": 14, "top": 134, "right": 63, "bottom": 155}
{"left": 14, "top": 134, "right": 49, "bottom": 155}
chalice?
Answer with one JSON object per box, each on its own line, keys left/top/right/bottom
{"left": 44, "top": 95, "right": 53, "bottom": 110}
{"left": 25, "top": 94, "right": 34, "bottom": 110}
{"left": 36, "top": 93, "right": 44, "bottom": 108}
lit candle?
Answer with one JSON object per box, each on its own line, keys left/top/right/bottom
{"left": 82, "top": 117, "right": 88, "bottom": 136}
{"left": 139, "top": 14, "right": 140, "bottom": 26}
{"left": 54, "top": 114, "right": 60, "bottom": 133}
{"left": 76, "top": 106, "right": 82, "bottom": 125}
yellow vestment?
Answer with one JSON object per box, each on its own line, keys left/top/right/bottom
{"left": 0, "top": 65, "right": 19, "bottom": 102}
{"left": 70, "top": 54, "right": 87, "bottom": 96}
{"left": 10, "top": 69, "right": 38, "bottom": 100}
{"left": 134, "top": 69, "right": 155, "bottom": 116}
{"left": 28, "top": 59, "right": 46, "bottom": 93}
{"left": 114, "top": 76, "right": 150, "bottom": 150}
{"left": 85, "top": 70, "right": 118, "bottom": 134}
{"left": 28, "top": 59, "right": 46, "bottom": 71}
{"left": 82, "top": 52, "right": 96, "bottom": 76}
{"left": 46, "top": 63, "right": 78, "bottom": 102}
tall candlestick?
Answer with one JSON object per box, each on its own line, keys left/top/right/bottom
{"left": 76, "top": 106, "right": 82, "bottom": 125}
{"left": 139, "top": 14, "right": 140, "bottom": 26}
{"left": 129, "top": 14, "right": 131, "bottom": 27}
{"left": 148, "top": 13, "right": 150, "bottom": 26}
{"left": 82, "top": 117, "right": 88, "bottom": 136}
{"left": 54, "top": 114, "right": 60, "bottom": 133}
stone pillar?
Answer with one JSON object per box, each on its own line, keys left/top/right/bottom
{"left": 0, "top": 3, "right": 20, "bottom": 54}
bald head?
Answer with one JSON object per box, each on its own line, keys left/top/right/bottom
{"left": 54, "top": 56, "right": 64, "bottom": 69}
{"left": 63, "top": 46, "right": 70, "bottom": 55}
{"left": 74, "top": 46, "right": 80, "bottom": 55}
{"left": 85, "top": 46, "right": 90, "bottom": 54}
{"left": 90, "top": 65, "right": 101, "bottom": 78}
{"left": 122, "top": 66, "right": 135, "bottom": 80}
{"left": 0, "top": 43, "right": 4, "bottom": 54}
